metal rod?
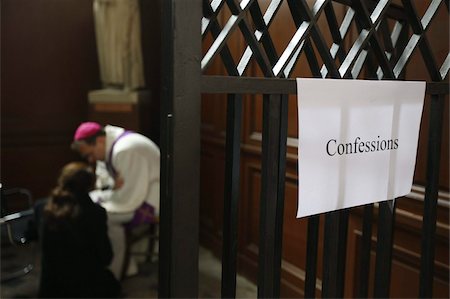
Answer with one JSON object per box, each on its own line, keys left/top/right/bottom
{"left": 201, "top": 75, "right": 449, "bottom": 95}
{"left": 419, "top": 94, "right": 445, "bottom": 298}
{"left": 322, "top": 209, "right": 349, "bottom": 298}
{"left": 221, "top": 94, "right": 243, "bottom": 298}
{"left": 160, "top": 0, "right": 174, "bottom": 295}
{"left": 257, "top": 94, "right": 287, "bottom": 298}
{"left": 287, "top": 0, "right": 323, "bottom": 78}
{"left": 353, "top": 0, "right": 395, "bottom": 79}
{"left": 203, "top": 0, "right": 239, "bottom": 76}
{"left": 336, "top": 210, "right": 349, "bottom": 296}
{"left": 373, "top": 200, "right": 396, "bottom": 298}
{"left": 304, "top": 215, "right": 320, "bottom": 298}
{"left": 237, "top": 0, "right": 284, "bottom": 75}
{"left": 357, "top": 204, "right": 374, "bottom": 298}
{"left": 273, "top": 94, "right": 288, "bottom": 297}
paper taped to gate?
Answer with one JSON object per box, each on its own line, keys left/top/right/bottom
{"left": 296, "top": 78, "right": 425, "bottom": 218}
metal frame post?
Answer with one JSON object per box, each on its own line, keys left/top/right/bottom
{"left": 160, "top": 0, "right": 202, "bottom": 297}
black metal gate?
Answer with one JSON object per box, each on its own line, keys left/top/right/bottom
{"left": 160, "top": 0, "right": 449, "bottom": 298}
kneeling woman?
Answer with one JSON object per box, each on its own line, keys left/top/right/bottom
{"left": 39, "top": 162, "right": 121, "bottom": 298}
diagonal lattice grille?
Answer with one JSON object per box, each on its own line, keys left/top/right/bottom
{"left": 201, "top": 0, "right": 449, "bottom": 81}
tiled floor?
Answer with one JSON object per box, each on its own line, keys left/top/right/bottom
{"left": 1, "top": 243, "right": 256, "bottom": 298}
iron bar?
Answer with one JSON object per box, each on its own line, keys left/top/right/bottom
{"left": 400, "top": 0, "right": 441, "bottom": 80}
{"left": 351, "top": 19, "right": 379, "bottom": 79}
{"left": 237, "top": 15, "right": 275, "bottom": 77}
{"left": 202, "top": 14, "right": 244, "bottom": 71}
{"left": 304, "top": 215, "right": 320, "bottom": 298}
{"left": 202, "top": 0, "right": 226, "bottom": 36}
{"left": 353, "top": 0, "right": 395, "bottom": 79}
{"left": 392, "top": 19, "right": 410, "bottom": 80}
{"left": 393, "top": 34, "right": 420, "bottom": 79}
{"left": 287, "top": 0, "right": 324, "bottom": 78}
{"left": 373, "top": 200, "right": 396, "bottom": 298}
{"left": 336, "top": 210, "right": 349, "bottom": 296}
{"left": 325, "top": 1, "right": 343, "bottom": 44}
{"left": 237, "top": 0, "right": 283, "bottom": 75}
{"left": 338, "top": 0, "right": 392, "bottom": 78}
{"left": 202, "top": 76, "right": 296, "bottom": 94}
{"left": 418, "top": 37, "right": 441, "bottom": 81}
{"left": 379, "top": 19, "right": 394, "bottom": 53}
{"left": 258, "top": 94, "right": 288, "bottom": 298}
{"left": 419, "top": 94, "right": 445, "bottom": 298}
{"left": 283, "top": 42, "right": 306, "bottom": 78}
{"left": 394, "top": 0, "right": 442, "bottom": 79}
{"left": 320, "top": 7, "right": 355, "bottom": 78}
{"left": 440, "top": 54, "right": 450, "bottom": 80}
{"left": 351, "top": 49, "right": 369, "bottom": 79}
{"left": 222, "top": 94, "right": 243, "bottom": 298}
{"left": 322, "top": 209, "right": 349, "bottom": 298}
{"left": 201, "top": 0, "right": 256, "bottom": 72}
{"left": 273, "top": 0, "right": 328, "bottom": 77}
{"left": 201, "top": 75, "right": 449, "bottom": 95}
{"left": 366, "top": 0, "right": 408, "bottom": 20}
{"left": 421, "top": 0, "right": 443, "bottom": 30}
{"left": 274, "top": 94, "right": 289, "bottom": 297}
{"left": 376, "top": 21, "right": 404, "bottom": 79}
{"left": 248, "top": 0, "right": 279, "bottom": 67}
{"left": 203, "top": 0, "right": 239, "bottom": 76}
{"left": 357, "top": 204, "right": 374, "bottom": 298}
{"left": 160, "top": 0, "right": 175, "bottom": 295}
{"left": 324, "top": 1, "right": 347, "bottom": 63}
{"left": 223, "top": 0, "right": 275, "bottom": 76}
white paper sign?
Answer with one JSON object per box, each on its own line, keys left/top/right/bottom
{"left": 297, "top": 78, "right": 425, "bottom": 218}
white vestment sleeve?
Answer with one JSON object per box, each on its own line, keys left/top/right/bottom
{"left": 95, "top": 161, "right": 115, "bottom": 189}
{"left": 101, "top": 149, "right": 152, "bottom": 213}
{"left": 89, "top": 188, "right": 114, "bottom": 204}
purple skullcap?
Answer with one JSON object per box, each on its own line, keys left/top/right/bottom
{"left": 73, "top": 122, "right": 102, "bottom": 141}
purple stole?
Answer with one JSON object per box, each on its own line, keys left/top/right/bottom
{"left": 106, "top": 130, "right": 134, "bottom": 178}
{"left": 106, "top": 130, "right": 156, "bottom": 227}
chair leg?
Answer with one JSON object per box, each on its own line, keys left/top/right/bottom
{"left": 146, "top": 224, "right": 157, "bottom": 263}
{"left": 121, "top": 232, "right": 131, "bottom": 281}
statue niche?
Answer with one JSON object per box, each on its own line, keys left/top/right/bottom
{"left": 93, "top": 0, "right": 145, "bottom": 90}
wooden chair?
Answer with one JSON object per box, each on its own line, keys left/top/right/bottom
{"left": 121, "top": 211, "right": 159, "bottom": 280}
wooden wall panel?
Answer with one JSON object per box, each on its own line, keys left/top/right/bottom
{"left": 200, "top": 144, "right": 226, "bottom": 254}
{"left": 2, "top": 146, "right": 80, "bottom": 198}
{"left": 240, "top": 159, "right": 261, "bottom": 256}
{"left": 1, "top": 0, "right": 100, "bottom": 199}
{"left": 140, "top": 0, "right": 162, "bottom": 144}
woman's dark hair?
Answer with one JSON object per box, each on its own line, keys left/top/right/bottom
{"left": 44, "top": 162, "right": 96, "bottom": 230}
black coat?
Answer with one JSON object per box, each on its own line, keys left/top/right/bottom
{"left": 39, "top": 193, "right": 120, "bottom": 298}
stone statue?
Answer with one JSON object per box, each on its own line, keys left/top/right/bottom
{"left": 93, "top": 0, "right": 145, "bottom": 90}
